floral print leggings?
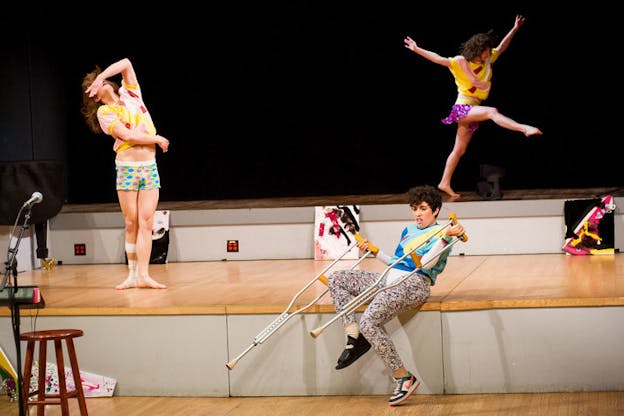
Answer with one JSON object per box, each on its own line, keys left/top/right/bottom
{"left": 328, "top": 269, "right": 430, "bottom": 371}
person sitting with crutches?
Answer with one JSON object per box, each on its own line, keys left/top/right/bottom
{"left": 325, "top": 184, "right": 466, "bottom": 406}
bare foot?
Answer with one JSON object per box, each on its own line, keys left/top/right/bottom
{"left": 136, "top": 276, "right": 167, "bottom": 289}
{"left": 524, "top": 126, "right": 543, "bottom": 137}
{"left": 115, "top": 276, "right": 137, "bottom": 290}
{"left": 438, "top": 184, "right": 460, "bottom": 199}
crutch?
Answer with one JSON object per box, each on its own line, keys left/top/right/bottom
{"left": 226, "top": 233, "right": 379, "bottom": 370}
{"left": 310, "top": 213, "right": 467, "bottom": 338}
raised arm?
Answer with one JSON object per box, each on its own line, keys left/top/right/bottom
{"left": 404, "top": 36, "right": 451, "bottom": 67}
{"left": 85, "top": 58, "right": 138, "bottom": 98}
{"left": 495, "top": 15, "right": 525, "bottom": 55}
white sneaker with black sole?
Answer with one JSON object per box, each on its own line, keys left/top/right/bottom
{"left": 388, "top": 372, "right": 420, "bottom": 406}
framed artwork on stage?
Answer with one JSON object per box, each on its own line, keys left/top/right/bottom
{"left": 0, "top": 344, "right": 17, "bottom": 400}
{"left": 562, "top": 195, "right": 616, "bottom": 255}
{"left": 151, "top": 210, "right": 170, "bottom": 264}
{"left": 27, "top": 361, "right": 117, "bottom": 397}
{"left": 314, "top": 205, "right": 360, "bottom": 260}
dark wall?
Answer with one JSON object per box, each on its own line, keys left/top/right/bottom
{"left": 1, "top": 4, "right": 620, "bottom": 204}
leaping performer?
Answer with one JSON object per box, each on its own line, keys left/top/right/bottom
{"left": 404, "top": 14, "right": 543, "bottom": 198}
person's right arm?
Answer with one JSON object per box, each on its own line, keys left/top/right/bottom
{"left": 356, "top": 238, "right": 392, "bottom": 264}
{"left": 85, "top": 58, "right": 138, "bottom": 98}
{"left": 404, "top": 36, "right": 451, "bottom": 67}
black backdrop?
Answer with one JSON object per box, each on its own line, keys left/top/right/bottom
{"left": 1, "top": 3, "right": 619, "bottom": 204}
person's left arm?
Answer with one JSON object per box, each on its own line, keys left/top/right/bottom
{"left": 495, "top": 14, "right": 525, "bottom": 55}
{"left": 110, "top": 123, "right": 169, "bottom": 153}
{"left": 420, "top": 223, "right": 465, "bottom": 269}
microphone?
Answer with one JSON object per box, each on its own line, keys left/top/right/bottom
{"left": 22, "top": 192, "right": 43, "bottom": 208}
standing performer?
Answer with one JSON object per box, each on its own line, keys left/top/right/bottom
{"left": 81, "top": 58, "right": 169, "bottom": 290}
{"left": 404, "top": 15, "right": 542, "bottom": 198}
{"left": 327, "top": 185, "right": 465, "bottom": 406}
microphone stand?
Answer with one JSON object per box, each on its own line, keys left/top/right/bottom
{"left": 1, "top": 204, "right": 34, "bottom": 416}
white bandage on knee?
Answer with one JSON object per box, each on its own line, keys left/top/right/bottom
{"left": 125, "top": 242, "right": 136, "bottom": 254}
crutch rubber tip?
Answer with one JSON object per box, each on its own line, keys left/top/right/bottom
{"left": 226, "top": 358, "right": 239, "bottom": 370}
{"left": 310, "top": 328, "right": 323, "bottom": 338}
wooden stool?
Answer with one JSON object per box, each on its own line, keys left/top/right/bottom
{"left": 21, "top": 329, "right": 88, "bottom": 416}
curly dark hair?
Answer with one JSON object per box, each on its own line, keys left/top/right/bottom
{"left": 459, "top": 30, "right": 496, "bottom": 61}
{"left": 80, "top": 66, "right": 120, "bottom": 134}
{"left": 407, "top": 185, "right": 442, "bottom": 216}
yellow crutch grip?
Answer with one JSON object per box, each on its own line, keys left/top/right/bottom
{"left": 448, "top": 213, "right": 468, "bottom": 242}
{"left": 354, "top": 233, "right": 379, "bottom": 255}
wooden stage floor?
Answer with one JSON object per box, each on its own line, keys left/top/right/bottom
{"left": 4, "top": 185, "right": 623, "bottom": 316}
{"left": 4, "top": 252, "right": 624, "bottom": 317}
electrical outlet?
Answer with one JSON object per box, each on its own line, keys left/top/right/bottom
{"left": 74, "top": 243, "right": 86, "bottom": 256}
{"left": 227, "top": 240, "right": 239, "bottom": 252}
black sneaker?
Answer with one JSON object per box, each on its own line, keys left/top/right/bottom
{"left": 388, "top": 372, "right": 420, "bottom": 406}
{"left": 335, "top": 334, "right": 371, "bottom": 370}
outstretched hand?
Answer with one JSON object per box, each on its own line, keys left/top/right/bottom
{"left": 514, "top": 14, "right": 526, "bottom": 30}
{"left": 403, "top": 36, "right": 417, "bottom": 52}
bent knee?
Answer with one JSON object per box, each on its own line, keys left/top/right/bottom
{"left": 484, "top": 107, "right": 501, "bottom": 119}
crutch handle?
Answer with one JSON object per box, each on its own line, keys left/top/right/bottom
{"left": 448, "top": 213, "right": 469, "bottom": 242}
{"left": 354, "top": 233, "right": 379, "bottom": 255}
{"left": 318, "top": 274, "right": 328, "bottom": 285}
{"left": 410, "top": 253, "right": 422, "bottom": 268}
